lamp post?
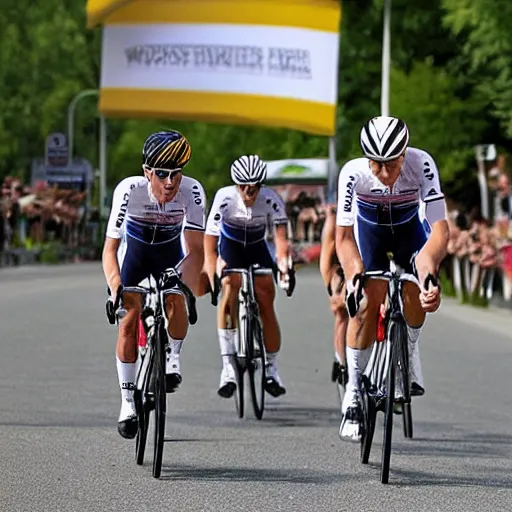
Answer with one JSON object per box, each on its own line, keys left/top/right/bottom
{"left": 381, "top": 0, "right": 392, "bottom": 116}
{"left": 67, "top": 89, "right": 99, "bottom": 166}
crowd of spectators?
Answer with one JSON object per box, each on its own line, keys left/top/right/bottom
{"left": 0, "top": 176, "right": 88, "bottom": 264}
{"left": 445, "top": 169, "right": 512, "bottom": 302}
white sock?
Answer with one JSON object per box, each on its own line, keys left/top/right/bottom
{"left": 407, "top": 325, "right": 424, "bottom": 388}
{"left": 167, "top": 335, "right": 183, "bottom": 357}
{"left": 218, "top": 329, "right": 236, "bottom": 366}
{"left": 116, "top": 356, "right": 136, "bottom": 401}
{"left": 342, "top": 346, "right": 372, "bottom": 412}
{"left": 266, "top": 351, "right": 278, "bottom": 367}
{"left": 334, "top": 351, "right": 343, "bottom": 364}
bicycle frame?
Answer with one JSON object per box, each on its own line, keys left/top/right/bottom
{"left": 222, "top": 265, "right": 273, "bottom": 358}
{"left": 363, "top": 261, "right": 420, "bottom": 396}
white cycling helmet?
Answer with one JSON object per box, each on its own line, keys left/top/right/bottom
{"left": 231, "top": 155, "right": 267, "bottom": 185}
{"left": 360, "top": 116, "right": 409, "bottom": 162}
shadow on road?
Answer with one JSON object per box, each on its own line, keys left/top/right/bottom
{"left": 160, "top": 463, "right": 343, "bottom": 484}
{"left": 260, "top": 404, "right": 341, "bottom": 428}
{"left": 382, "top": 466, "right": 512, "bottom": 489}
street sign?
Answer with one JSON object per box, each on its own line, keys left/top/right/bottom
{"left": 45, "top": 132, "right": 69, "bottom": 167}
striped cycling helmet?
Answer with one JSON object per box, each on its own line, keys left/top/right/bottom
{"left": 360, "top": 116, "right": 409, "bottom": 162}
{"left": 230, "top": 155, "right": 267, "bottom": 185}
{"left": 142, "top": 130, "right": 192, "bottom": 170}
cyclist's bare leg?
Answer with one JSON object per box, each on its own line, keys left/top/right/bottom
{"left": 344, "top": 280, "right": 387, "bottom": 404}
{"left": 163, "top": 294, "right": 189, "bottom": 392}
{"left": 338, "top": 280, "right": 387, "bottom": 441}
{"left": 255, "top": 275, "right": 280, "bottom": 352}
{"left": 401, "top": 281, "right": 426, "bottom": 394}
{"left": 217, "top": 273, "right": 241, "bottom": 397}
{"left": 330, "top": 271, "right": 347, "bottom": 365}
{"left": 115, "top": 291, "right": 142, "bottom": 439}
{"left": 255, "top": 275, "right": 286, "bottom": 396}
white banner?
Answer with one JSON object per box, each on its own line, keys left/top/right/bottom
{"left": 101, "top": 24, "right": 339, "bottom": 105}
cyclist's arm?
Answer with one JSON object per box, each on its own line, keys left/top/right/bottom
{"left": 418, "top": 151, "right": 450, "bottom": 276}
{"left": 269, "top": 190, "right": 290, "bottom": 269}
{"left": 335, "top": 165, "right": 363, "bottom": 282}
{"left": 102, "top": 178, "right": 132, "bottom": 293}
{"left": 180, "top": 181, "right": 208, "bottom": 296}
{"left": 204, "top": 190, "right": 223, "bottom": 284}
{"left": 102, "top": 237, "right": 122, "bottom": 294}
{"left": 179, "top": 230, "right": 208, "bottom": 296}
{"left": 320, "top": 206, "right": 337, "bottom": 287}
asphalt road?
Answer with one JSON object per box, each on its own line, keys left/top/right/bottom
{"left": 1, "top": 263, "right": 511, "bottom": 512}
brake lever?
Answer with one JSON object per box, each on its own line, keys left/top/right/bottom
{"left": 210, "top": 274, "right": 221, "bottom": 307}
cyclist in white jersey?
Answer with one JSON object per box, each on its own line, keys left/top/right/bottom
{"left": 335, "top": 116, "right": 449, "bottom": 441}
{"left": 102, "top": 130, "right": 208, "bottom": 439}
{"left": 204, "top": 155, "right": 292, "bottom": 399}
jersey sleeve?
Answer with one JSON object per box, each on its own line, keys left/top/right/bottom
{"left": 205, "top": 190, "right": 224, "bottom": 236}
{"left": 419, "top": 151, "right": 447, "bottom": 225}
{"left": 266, "top": 189, "right": 288, "bottom": 226}
{"left": 184, "top": 181, "right": 206, "bottom": 232}
{"left": 105, "top": 178, "right": 135, "bottom": 239}
{"left": 336, "top": 163, "right": 358, "bottom": 227}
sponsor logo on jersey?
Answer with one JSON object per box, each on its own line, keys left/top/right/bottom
{"left": 116, "top": 192, "right": 130, "bottom": 228}
{"left": 344, "top": 176, "right": 355, "bottom": 212}
{"left": 191, "top": 185, "right": 202, "bottom": 205}
{"left": 423, "top": 161, "right": 434, "bottom": 181}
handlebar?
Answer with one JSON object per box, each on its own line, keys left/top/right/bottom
{"left": 105, "top": 268, "right": 198, "bottom": 326}
{"left": 346, "top": 270, "right": 440, "bottom": 318}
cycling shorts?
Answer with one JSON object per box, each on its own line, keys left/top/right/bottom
{"left": 357, "top": 213, "right": 428, "bottom": 273}
{"left": 219, "top": 234, "right": 275, "bottom": 270}
{"left": 120, "top": 235, "right": 184, "bottom": 287}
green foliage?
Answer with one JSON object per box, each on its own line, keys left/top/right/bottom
{"left": 0, "top": 0, "right": 509, "bottom": 212}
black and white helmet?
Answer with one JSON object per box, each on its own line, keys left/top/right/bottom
{"left": 230, "top": 155, "right": 267, "bottom": 185}
{"left": 360, "top": 116, "right": 409, "bottom": 162}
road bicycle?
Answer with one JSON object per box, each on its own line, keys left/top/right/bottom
{"left": 349, "top": 254, "right": 437, "bottom": 484}
{"left": 106, "top": 268, "right": 197, "bottom": 479}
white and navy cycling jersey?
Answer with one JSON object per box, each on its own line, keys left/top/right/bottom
{"left": 106, "top": 175, "right": 206, "bottom": 245}
{"left": 205, "top": 185, "right": 288, "bottom": 245}
{"left": 336, "top": 147, "right": 446, "bottom": 228}
{"left": 336, "top": 147, "right": 447, "bottom": 272}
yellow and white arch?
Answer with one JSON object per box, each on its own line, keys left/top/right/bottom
{"left": 87, "top": 0, "right": 341, "bottom": 136}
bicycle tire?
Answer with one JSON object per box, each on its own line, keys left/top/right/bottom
{"left": 152, "top": 319, "right": 167, "bottom": 479}
{"left": 381, "top": 324, "right": 398, "bottom": 484}
{"left": 360, "top": 376, "right": 376, "bottom": 464}
{"left": 135, "top": 348, "right": 153, "bottom": 466}
{"left": 248, "top": 316, "right": 266, "bottom": 420}
{"left": 396, "top": 321, "right": 413, "bottom": 439}
{"left": 234, "top": 356, "right": 245, "bottom": 419}
{"left": 135, "top": 398, "right": 150, "bottom": 466}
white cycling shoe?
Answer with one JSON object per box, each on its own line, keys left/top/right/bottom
{"left": 339, "top": 388, "right": 362, "bottom": 442}
{"left": 218, "top": 359, "right": 237, "bottom": 399}
{"left": 165, "top": 352, "right": 182, "bottom": 393}
{"left": 118, "top": 398, "right": 137, "bottom": 439}
{"left": 265, "top": 361, "right": 286, "bottom": 397}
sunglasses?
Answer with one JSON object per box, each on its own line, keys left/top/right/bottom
{"left": 144, "top": 165, "right": 182, "bottom": 180}
{"left": 238, "top": 184, "right": 261, "bottom": 194}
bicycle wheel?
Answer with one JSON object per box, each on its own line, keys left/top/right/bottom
{"left": 135, "top": 347, "right": 153, "bottom": 466}
{"left": 360, "top": 375, "right": 377, "bottom": 464}
{"left": 381, "top": 325, "right": 398, "bottom": 484}
{"left": 248, "top": 315, "right": 266, "bottom": 420}
{"left": 396, "top": 321, "right": 413, "bottom": 439}
{"left": 234, "top": 355, "right": 245, "bottom": 419}
{"left": 152, "top": 319, "right": 167, "bottom": 479}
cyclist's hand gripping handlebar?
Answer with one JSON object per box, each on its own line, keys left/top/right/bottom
{"left": 106, "top": 284, "right": 123, "bottom": 325}
{"left": 346, "top": 273, "right": 365, "bottom": 318}
{"left": 159, "top": 269, "right": 198, "bottom": 326}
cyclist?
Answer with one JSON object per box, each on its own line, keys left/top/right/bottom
{"left": 319, "top": 204, "right": 348, "bottom": 391}
{"left": 336, "top": 116, "right": 449, "bottom": 441}
{"left": 102, "top": 130, "right": 208, "bottom": 440}
{"left": 204, "top": 155, "right": 292, "bottom": 399}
